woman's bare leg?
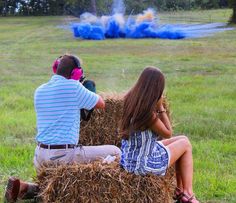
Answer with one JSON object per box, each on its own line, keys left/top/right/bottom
{"left": 166, "top": 137, "right": 197, "bottom": 201}
{"left": 161, "top": 135, "right": 187, "bottom": 190}
{"left": 161, "top": 135, "right": 186, "bottom": 146}
{"left": 175, "top": 159, "right": 183, "bottom": 190}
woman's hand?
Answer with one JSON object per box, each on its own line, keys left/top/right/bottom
{"left": 151, "top": 94, "right": 172, "bottom": 138}
{"left": 157, "top": 95, "right": 164, "bottom": 111}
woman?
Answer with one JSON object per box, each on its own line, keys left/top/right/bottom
{"left": 120, "top": 67, "right": 199, "bottom": 203}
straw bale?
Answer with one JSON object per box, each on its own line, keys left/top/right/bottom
{"left": 80, "top": 94, "right": 171, "bottom": 147}
{"left": 36, "top": 94, "right": 175, "bottom": 202}
{"left": 37, "top": 160, "right": 176, "bottom": 203}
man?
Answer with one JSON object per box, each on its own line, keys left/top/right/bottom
{"left": 5, "top": 54, "right": 121, "bottom": 202}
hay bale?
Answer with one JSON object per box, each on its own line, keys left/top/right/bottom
{"left": 37, "top": 160, "right": 176, "bottom": 203}
{"left": 80, "top": 94, "right": 171, "bottom": 147}
{"left": 80, "top": 97, "right": 123, "bottom": 147}
{"left": 36, "top": 94, "right": 175, "bottom": 202}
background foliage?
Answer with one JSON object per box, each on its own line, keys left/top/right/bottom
{"left": 0, "top": 0, "right": 230, "bottom": 16}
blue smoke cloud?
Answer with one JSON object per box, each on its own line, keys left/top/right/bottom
{"left": 70, "top": 9, "right": 233, "bottom": 40}
{"left": 112, "top": 0, "right": 125, "bottom": 14}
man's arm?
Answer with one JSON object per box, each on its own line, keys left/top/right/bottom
{"left": 80, "top": 80, "right": 105, "bottom": 121}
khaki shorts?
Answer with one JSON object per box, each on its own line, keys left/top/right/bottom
{"left": 33, "top": 145, "right": 121, "bottom": 173}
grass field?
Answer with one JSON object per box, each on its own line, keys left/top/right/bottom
{"left": 0, "top": 9, "right": 236, "bottom": 202}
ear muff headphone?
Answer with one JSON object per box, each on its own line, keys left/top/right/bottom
{"left": 70, "top": 56, "right": 84, "bottom": 81}
{"left": 52, "top": 55, "right": 85, "bottom": 82}
{"left": 52, "top": 58, "right": 60, "bottom": 74}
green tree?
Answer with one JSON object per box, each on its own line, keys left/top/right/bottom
{"left": 48, "top": 0, "right": 65, "bottom": 15}
{"left": 1, "top": 0, "right": 18, "bottom": 15}
{"left": 229, "top": 0, "right": 236, "bottom": 23}
{"left": 0, "top": 0, "right": 232, "bottom": 16}
{"left": 0, "top": 0, "right": 4, "bottom": 16}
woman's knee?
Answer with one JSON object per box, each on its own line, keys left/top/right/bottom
{"left": 183, "top": 136, "right": 192, "bottom": 150}
{"left": 177, "top": 135, "right": 192, "bottom": 150}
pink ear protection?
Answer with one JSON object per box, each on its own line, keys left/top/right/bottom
{"left": 52, "top": 59, "right": 60, "bottom": 74}
{"left": 70, "top": 67, "right": 84, "bottom": 81}
{"left": 52, "top": 55, "right": 84, "bottom": 81}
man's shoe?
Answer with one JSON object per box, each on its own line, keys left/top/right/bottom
{"left": 4, "top": 177, "right": 20, "bottom": 203}
{"left": 19, "top": 183, "right": 39, "bottom": 200}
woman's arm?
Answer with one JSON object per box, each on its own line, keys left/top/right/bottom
{"left": 150, "top": 97, "right": 172, "bottom": 138}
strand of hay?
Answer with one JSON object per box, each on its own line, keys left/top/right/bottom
{"left": 80, "top": 93, "right": 171, "bottom": 147}
{"left": 37, "top": 160, "right": 176, "bottom": 203}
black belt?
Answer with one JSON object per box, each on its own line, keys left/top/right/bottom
{"left": 37, "top": 143, "right": 78, "bottom": 149}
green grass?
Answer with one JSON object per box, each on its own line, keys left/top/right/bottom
{"left": 159, "top": 9, "right": 233, "bottom": 23}
{"left": 0, "top": 9, "right": 236, "bottom": 202}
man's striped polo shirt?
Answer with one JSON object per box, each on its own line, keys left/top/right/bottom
{"left": 34, "top": 75, "right": 99, "bottom": 145}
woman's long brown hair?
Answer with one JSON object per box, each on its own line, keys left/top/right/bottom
{"left": 120, "top": 67, "right": 165, "bottom": 139}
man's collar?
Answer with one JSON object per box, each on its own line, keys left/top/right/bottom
{"left": 51, "top": 74, "right": 67, "bottom": 81}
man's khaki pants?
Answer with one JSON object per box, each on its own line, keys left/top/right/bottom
{"left": 33, "top": 145, "right": 121, "bottom": 172}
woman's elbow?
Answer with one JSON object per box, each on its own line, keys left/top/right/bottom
{"left": 162, "top": 130, "right": 173, "bottom": 139}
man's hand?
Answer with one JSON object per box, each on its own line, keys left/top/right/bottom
{"left": 94, "top": 96, "right": 105, "bottom": 109}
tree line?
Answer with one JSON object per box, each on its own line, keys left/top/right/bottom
{"left": 229, "top": 0, "right": 236, "bottom": 22}
{"left": 0, "top": 0, "right": 230, "bottom": 16}
{"left": 0, "top": 0, "right": 235, "bottom": 23}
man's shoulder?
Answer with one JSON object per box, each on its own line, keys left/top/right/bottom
{"left": 35, "top": 78, "right": 82, "bottom": 95}
{"left": 35, "top": 83, "right": 48, "bottom": 93}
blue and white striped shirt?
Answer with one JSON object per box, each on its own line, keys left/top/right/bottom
{"left": 34, "top": 75, "right": 99, "bottom": 145}
{"left": 120, "top": 130, "right": 169, "bottom": 176}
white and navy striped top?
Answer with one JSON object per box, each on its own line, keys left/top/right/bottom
{"left": 34, "top": 75, "right": 99, "bottom": 145}
{"left": 120, "top": 130, "right": 169, "bottom": 176}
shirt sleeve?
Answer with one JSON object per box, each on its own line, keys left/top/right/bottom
{"left": 76, "top": 82, "right": 99, "bottom": 110}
